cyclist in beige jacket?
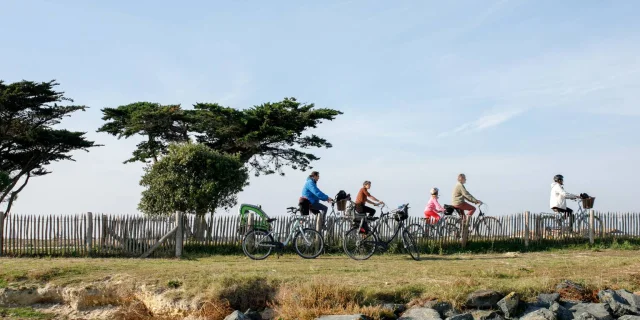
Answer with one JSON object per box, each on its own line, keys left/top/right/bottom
{"left": 452, "top": 173, "right": 483, "bottom": 217}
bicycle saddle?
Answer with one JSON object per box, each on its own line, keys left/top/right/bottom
{"left": 267, "top": 218, "right": 277, "bottom": 223}
{"left": 367, "top": 217, "right": 379, "bottom": 221}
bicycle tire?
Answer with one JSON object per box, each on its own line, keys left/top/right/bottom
{"left": 242, "top": 229, "right": 274, "bottom": 260}
{"left": 575, "top": 215, "right": 604, "bottom": 238}
{"left": 474, "top": 216, "right": 503, "bottom": 237}
{"left": 294, "top": 228, "right": 324, "bottom": 259}
{"left": 405, "top": 223, "right": 425, "bottom": 238}
{"left": 402, "top": 229, "right": 420, "bottom": 261}
{"left": 343, "top": 227, "right": 377, "bottom": 260}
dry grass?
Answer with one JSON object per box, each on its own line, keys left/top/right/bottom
{"left": 1, "top": 250, "right": 640, "bottom": 319}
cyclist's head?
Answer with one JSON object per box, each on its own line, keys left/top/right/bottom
{"left": 553, "top": 174, "right": 564, "bottom": 184}
{"left": 309, "top": 171, "right": 320, "bottom": 181}
{"left": 363, "top": 180, "right": 371, "bottom": 188}
{"left": 458, "top": 173, "right": 466, "bottom": 183}
{"left": 430, "top": 187, "right": 439, "bottom": 197}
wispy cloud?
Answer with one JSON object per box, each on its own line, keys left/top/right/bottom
{"left": 437, "top": 108, "right": 525, "bottom": 138}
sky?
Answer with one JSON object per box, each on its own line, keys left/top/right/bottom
{"left": 1, "top": 0, "right": 639, "bottom": 217}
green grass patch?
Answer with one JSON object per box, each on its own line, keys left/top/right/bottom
{"left": 0, "top": 307, "right": 54, "bottom": 319}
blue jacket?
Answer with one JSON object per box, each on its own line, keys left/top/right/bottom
{"left": 301, "top": 177, "right": 329, "bottom": 204}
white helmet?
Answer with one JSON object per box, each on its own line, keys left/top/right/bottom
{"left": 430, "top": 187, "right": 439, "bottom": 195}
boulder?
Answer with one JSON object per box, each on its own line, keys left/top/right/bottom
{"left": 225, "top": 310, "right": 251, "bottom": 320}
{"left": 568, "top": 303, "right": 613, "bottom": 320}
{"left": 616, "top": 290, "right": 640, "bottom": 311}
{"left": 497, "top": 292, "right": 520, "bottom": 319}
{"left": 446, "top": 314, "right": 474, "bottom": 320}
{"left": 550, "top": 302, "right": 574, "bottom": 320}
{"left": 382, "top": 303, "right": 407, "bottom": 316}
{"left": 260, "top": 308, "right": 275, "bottom": 320}
{"left": 467, "top": 290, "right": 504, "bottom": 309}
{"left": 538, "top": 293, "right": 561, "bottom": 308}
{"left": 521, "top": 309, "right": 557, "bottom": 320}
{"left": 597, "top": 289, "right": 637, "bottom": 317}
{"left": 244, "top": 308, "right": 262, "bottom": 320}
{"left": 618, "top": 316, "right": 640, "bottom": 320}
{"left": 471, "top": 310, "right": 504, "bottom": 320}
{"left": 398, "top": 308, "right": 442, "bottom": 320}
{"left": 423, "top": 301, "right": 457, "bottom": 318}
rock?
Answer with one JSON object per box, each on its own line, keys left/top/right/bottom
{"left": 556, "top": 281, "right": 589, "bottom": 302}
{"left": 399, "top": 307, "right": 442, "bottom": 320}
{"left": 471, "top": 310, "right": 504, "bottom": 320}
{"left": 550, "top": 302, "right": 574, "bottom": 320}
{"left": 467, "top": 290, "right": 504, "bottom": 309}
{"left": 537, "top": 293, "right": 561, "bottom": 308}
{"left": 244, "top": 308, "right": 262, "bottom": 320}
{"left": 618, "top": 316, "right": 640, "bottom": 320}
{"left": 446, "top": 314, "right": 473, "bottom": 320}
{"left": 521, "top": 309, "right": 557, "bottom": 320}
{"left": 574, "top": 312, "right": 597, "bottom": 320}
{"left": 260, "top": 308, "right": 275, "bottom": 320}
{"left": 597, "top": 289, "right": 637, "bottom": 316}
{"left": 225, "top": 310, "right": 251, "bottom": 320}
{"left": 316, "top": 315, "right": 371, "bottom": 320}
{"left": 497, "top": 292, "right": 520, "bottom": 319}
{"left": 568, "top": 303, "right": 613, "bottom": 320}
{"left": 423, "top": 301, "right": 457, "bottom": 318}
{"left": 382, "top": 303, "right": 407, "bottom": 316}
{"left": 616, "top": 290, "right": 640, "bottom": 311}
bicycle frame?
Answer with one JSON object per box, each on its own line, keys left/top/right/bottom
{"left": 356, "top": 204, "right": 407, "bottom": 246}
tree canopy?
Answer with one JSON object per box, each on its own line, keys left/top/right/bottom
{"left": 0, "top": 80, "right": 100, "bottom": 214}
{"left": 97, "top": 97, "right": 342, "bottom": 176}
{"left": 138, "top": 143, "right": 249, "bottom": 216}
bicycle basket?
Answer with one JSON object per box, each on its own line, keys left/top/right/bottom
{"left": 393, "top": 204, "right": 409, "bottom": 221}
{"left": 337, "top": 199, "right": 348, "bottom": 211}
{"left": 582, "top": 197, "right": 595, "bottom": 209}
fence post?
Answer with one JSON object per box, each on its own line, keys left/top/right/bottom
{"left": 524, "top": 211, "right": 530, "bottom": 248}
{"left": 0, "top": 211, "right": 4, "bottom": 257}
{"left": 175, "top": 212, "right": 183, "bottom": 258}
{"left": 316, "top": 212, "right": 324, "bottom": 235}
{"left": 85, "top": 212, "right": 93, "bottom": 254}
{"left": 589, "top": 209, "right": 595, "bottom": 245}
{"left": 461, "top": 216, "right": 469, "bottom": 249}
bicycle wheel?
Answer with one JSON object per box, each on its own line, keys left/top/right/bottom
{"left": 575, "top": 215, "right": 604, "bottom": 238}
{"left": 343, "top": 227, "right": 377, "bottom": 260}
{"left": 405, "top": 223, "right": 425, "bottom": 238}
{"left": 402, "top": 229, "right": 420, "bottom": 261}
{"left": 474, "top": 216, "right": 503, "bottom": 237}
{"left": 376, "top": 216, "right": 396, "bottom": 243}
{"left": 294, "top": 228, "right": 324, "bottom": 259}
{"left": 242, "top": 229, "right": 274, "bottom": 260}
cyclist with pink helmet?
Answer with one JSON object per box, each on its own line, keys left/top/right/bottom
{"left": 424, "top": 187, "right": 445, "bottom": 223}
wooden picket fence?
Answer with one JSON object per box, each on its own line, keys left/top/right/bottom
{"left": 1, "top": 211, "right": 639, "bottom": 258}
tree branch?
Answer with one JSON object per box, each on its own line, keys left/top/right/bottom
{"left": 4, "top": 172, "right": 31, "bottom": 216}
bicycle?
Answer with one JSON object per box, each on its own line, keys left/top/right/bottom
{"left": 342, "top": 203, "right": 420, "bottom": 261}
{"left": 405, "top": 211, "right": 461, "bottom": 240}
{"left": 539, "top": 196, "right": 602, "bottom": 238}
{"left": 409, "top": 203, "right": 502, "bottom": 239}
{"left": 241, "top": 207, "right": 324, "bottom": 260}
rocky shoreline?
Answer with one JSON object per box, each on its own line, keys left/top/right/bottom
{"left": 222, "top": 280, "right": 640, "bottom": 320}
{"left": 1, "top": 279, "right": 639, "bottom": 319}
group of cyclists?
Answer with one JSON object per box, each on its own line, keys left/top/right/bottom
{"left": 299, "top": 171, "right": 583, "bottom": 225}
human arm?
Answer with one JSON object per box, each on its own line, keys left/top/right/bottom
{"left": 460, "top": 184, "right": 481, "bottom": 204}
{"left": 307, "top": 181, "right": 331, "bottom": 202}
{"left": 434, "top": 198, "right": 445, "bottom": 213}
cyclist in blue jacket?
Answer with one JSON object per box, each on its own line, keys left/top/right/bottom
{"left": 301, "top": 171, "right": 334, "bottom": 217}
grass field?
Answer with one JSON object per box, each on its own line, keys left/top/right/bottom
{"left": 1, "top": 249, "right": 640, "bottom": 319}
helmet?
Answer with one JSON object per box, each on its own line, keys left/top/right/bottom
{"left": 430, "top": 187, "right": 439, "bottom": 195}
{"left": 553, "top": 174, "right": 564, "bottom": 183}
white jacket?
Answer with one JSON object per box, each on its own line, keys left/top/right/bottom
{"left": 550, "top": 182, "right": 578, "bottom": 209}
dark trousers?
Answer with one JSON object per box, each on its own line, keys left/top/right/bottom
{"left": 355, "top": 203, "right": 376, "bottom": 217}
{"left": 552, "top": 207, "right": 574, "bottom": 228}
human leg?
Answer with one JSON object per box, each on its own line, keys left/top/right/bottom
{"left": 424, "top": 210, "right": 440, "bottom": 224}
{"left": 453, "top": 202, "right": 476, "bottom": 216}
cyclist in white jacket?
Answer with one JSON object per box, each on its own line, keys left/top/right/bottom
{"left": 550, "top": 174, "right": 579, "bottom": 228}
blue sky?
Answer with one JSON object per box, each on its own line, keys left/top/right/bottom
{"left": 2, "top": 0, "right": 639, "bottom": 217}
